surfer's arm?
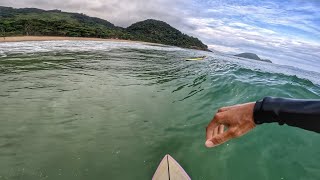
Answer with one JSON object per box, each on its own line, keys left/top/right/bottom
{"left": 254, "top": 97, "right": 320, "bottom": 133}
{"left": 205, "top": 97, "right": 320, "bottom": 148}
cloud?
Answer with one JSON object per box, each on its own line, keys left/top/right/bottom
{"left": 205, "top": 1, "right": 320, "bottom": 38}
{"left": 191, "top": 20, "right": 320, "bottom": 71}
{"left": 182, "top": 0, "right": 320, "bottom": 71}
{"left": 208, "top": 44, "right": 239, "bottom": 53}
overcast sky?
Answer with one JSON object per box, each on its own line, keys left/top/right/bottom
{"left": 1, "top": 0, "right": 320, "bottom": 72}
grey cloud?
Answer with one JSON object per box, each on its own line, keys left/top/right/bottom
{"left": 190, "top": 19, "right": 320, "bottom": 71}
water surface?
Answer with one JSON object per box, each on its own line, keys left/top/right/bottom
{"left": 0, "top": 41, "right": 320, "bottom": 180}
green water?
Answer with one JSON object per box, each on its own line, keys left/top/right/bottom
{"left": 0, "top": 41, "right": 320, "bottom": 180}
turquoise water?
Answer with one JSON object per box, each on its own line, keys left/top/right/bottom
{"left": 0, "top": 41, "right": 320, "bottom": 180}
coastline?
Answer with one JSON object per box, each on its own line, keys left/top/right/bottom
{"left": 0, "top": 36, "right": 159, "bottom": 45}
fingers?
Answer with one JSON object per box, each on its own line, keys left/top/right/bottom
{"left": 206, "top": 102, "right": 256, "bottom": 148}
{"left": 206, "top": 124, "right": 255, "bottom": 148}
{"left": 206, "top": 112, "right": 228, "bottom": 141}
{"left": 206, "top": 120, "right": 218, "bottom": 141}
{"left": 205, "top": 128, "right": 236, "bottom": 148}
{"left": 214, "top": 125, "right": 225, "bottom": 137}
{"left": 214, "top": 125, "right": 224, "bottom": 136}
{"left": 218, "top": 124, "right": 224, "bottom": 134}
{"left": 213, "top": 126, "right": 219, "bottom": 136}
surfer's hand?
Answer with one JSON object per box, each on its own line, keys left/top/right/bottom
{"left": 205, "top": 102, "right": 256, "bottom": 148}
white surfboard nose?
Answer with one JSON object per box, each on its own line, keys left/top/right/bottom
{"left": 152, "top": 154, "right": 191, "bottom": 180}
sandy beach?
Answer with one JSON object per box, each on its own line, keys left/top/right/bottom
{"left": 0, "top": 36, "right": 157, "bottom": 45}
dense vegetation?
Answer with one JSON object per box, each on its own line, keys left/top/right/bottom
{"left": 235, "top": 53, "right": 272, "bottom": 63}
{"left": 0, "top": 6, "right": 130, "bottom": 39}
{"left": 127, "top": 19, "right": 208, "bottom": 50}
{"left": 0, "top": 6, "right": 209, "bottom": 51}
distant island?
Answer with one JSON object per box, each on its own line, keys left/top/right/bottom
{"left": 234, "top": 53, "right": 272, "bottom": 63}
{"left": 0, "top": 6, "right": 209, "bottom": 51}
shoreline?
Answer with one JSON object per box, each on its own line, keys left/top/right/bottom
{"left": 0, "top": 36, "right": 160, "bottom": 45}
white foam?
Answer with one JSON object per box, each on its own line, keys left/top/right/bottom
{"left": 0, "top": 40, "right": 183, "bottom": 55}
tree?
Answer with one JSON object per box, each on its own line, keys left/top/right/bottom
{"left": 23, "top": 20, "right": 33, "bottom": 36}
{"left": 0, "top": 25, "right": 5, "bottom": 39}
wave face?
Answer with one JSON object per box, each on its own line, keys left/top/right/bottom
{"left": 0, "top": 41, "right": 320, "bottom": 180}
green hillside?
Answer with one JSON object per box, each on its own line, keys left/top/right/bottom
{"left": 127, "top": 19, "right": 208, "bottom": 50}
{"left": 0, "top": 6, "right": 209, "bottom": 51}
{"left": 0, "top": 6, "right": 128, "bottom": 38}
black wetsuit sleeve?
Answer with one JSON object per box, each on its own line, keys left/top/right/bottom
{"left": 253, "top": 97, "right": 320, "bottom": 133}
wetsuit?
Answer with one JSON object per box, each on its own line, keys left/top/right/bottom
{"left": 254, "top": 97, "right": 320, "bottom": 133}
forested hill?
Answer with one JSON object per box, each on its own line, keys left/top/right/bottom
{"left": 0, "top": 6, "right": 209, "bottom": 51}
{"left": 127, "top": 19, "right": 208, "bottom": 50}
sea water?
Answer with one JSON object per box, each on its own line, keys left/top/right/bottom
{"left": 0, "top": 41, "right": 319, "bottom": 179}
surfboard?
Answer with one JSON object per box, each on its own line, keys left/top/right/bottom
{"left": 185, "top": 56, "right": 206, "bottom": 61}
{"left": 152, "top": 154, "right": 191, "bottom": 180}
